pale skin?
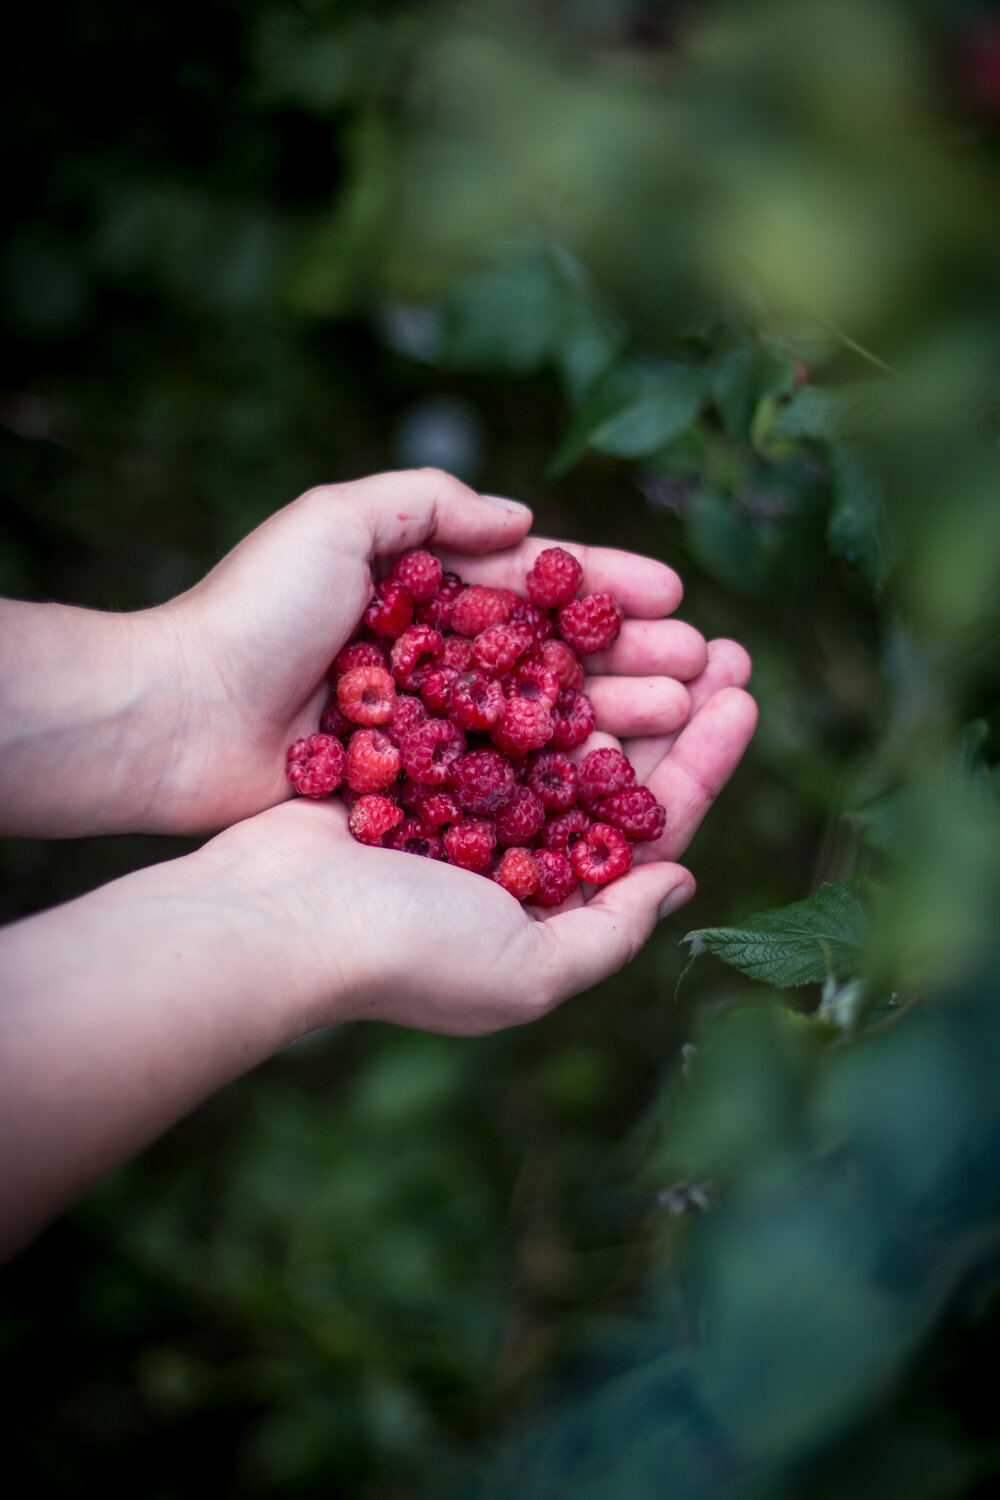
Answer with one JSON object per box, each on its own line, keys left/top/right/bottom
{"left": 0, "top": 469, "right": 756, "bottom": 1259}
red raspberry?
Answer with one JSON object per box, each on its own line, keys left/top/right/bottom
{"left": 450, "top": 749, "right": 517, "bottom": 815}
{"left": 346, "top": 728, "right": 402, "bottom": 793}
{"left": 539, "top": 638, "right": 585, "bottom": 691}
{"left": 392, "top": 548, "right": 443, "bottom": 601}
{"left": 364, "top": 580, "right": 414, "bottom": 638}
{"left": 450, "top": 669, "right": 506, "bottom": 731}
{"left": 451, "top": 585, "right": 513, "bottom": 637}
{"left": 558, "top": 593, "right": 624, "bottom": 655}
{"left": 415, "top": 572, "right": 463, "bottom": 631}
{"left": 420, "top": 665, "right": 459, "bottom": 716}
{"left": 494, "top": 847, "right": 540, "bottom": 900}
{"left": 390, "top": 624, "right": 444, "bottom": 691}
{"left": 494, "top": 784, "right": 546, "bottom": 846}
{"left": 549, "top": 690, "right": 596, "bottom": 750}
{"left": 319, "top": 698, "right": 351, "bottom": 739}
{"left": 578, "top": 747, "right": 636, "bottom": 807}
{"left": 505, "top": 659, "right": 561, "bottom": 709}
{"left": 338, "top": 665, "right": 397, "bottom": 726}
{"left": 285, "top": 734, "right": 346, "bottom": 798}
{"left": 526, "top": 546, "right": 584, "bottom": 609}
{"left": 387, "top": 818, "right": 444, "bottom": 859}
{"left": 526, "top": 750, "right": 579, "bottom": 810}
{"left": 384, "top": 693, "right": 428, "bottom": 747}
{"left": 531, "top": 849, "right": 578, "bottom": 907}
{"left": 509, "top": 597, "right": 557, "bottom": 642}
{"left": 333, "top": 640, "right": 385, "bottom": 677}
{"left": 416, "top": 790, "right": 463, "bottom": 829}
{"left": 348, "top": 793, "right": 405, "bottom": 846}
{"left": 443, "top": 818, "right": 497, "bottom": 870}
{"left": 399, "top": 718, "right": 466, "bottom": 785}
{"left": 399, "top": 776, "right": 423, "bottom": 812}
{"left": 538, "top": 806, "right": 592, "bottom": 856}
{"left": 441, "top": 634, "right": 476, "bottom": 672}
{"left": 596, "top": 786, "right": 666, "bottom": 841}
{"left": 472, "top": 622, "right": 533, "bottom": 674}
{"left": 492, "top": 698, "right": 553, "bottom": 756}
{"left": 570, "top": 823, "right": 633, "bottom": 884}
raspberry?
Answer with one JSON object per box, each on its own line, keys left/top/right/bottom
{"left": 578, "top": 747, "right": 636, "bottom": 807}
{"left": 392, "top": 549, "right": 443, "bottom": 601}
{"left": 472, "top": 622, "right": 534, "bottom": 674}
{"left": 509, "top": 596, "right": 557, "bottom": 642}
{"left": 526, "top": 546, "right": 583, "bottom": 609}
{"left": 450, "top": 749, "right": 517, "bottom": 815}
{"left": 349, "top": 793, "right": 405, "bottom": 846}
{"left": 364, "top": 580, "right": 414, "bottom": 638}
{"left": 417, "top": 790, "right": 463, "bottom": 829}
{"left": 387, "top": 818, "right": 444, "bottom": 859}
{"left": 415, "top": 572, "right": 463, "bottom": 631}
{"left": 596, "top": 785, "right": 667, "bottom": 841}
{"left": 385, "top": 693, "right": 428, "bottom": 747}
{"left": 494, "top": 847, "right": 540, "bottom": 900}
{"left": 286, "top": 734, "right": 346, "bottom": 798}
{"left": 346, "top": 728, "right": 402, "bottom": 793}
{"left": 570, "top": 823, "right": 633, "bottom": 884}
{"left": 441, "top": 634, "right": 476, "bottom": 671}
{"left": 450, "top": 669, "right": 506, "bottom": 731}
{"left": 526, "top": 750, "right": 579, "bottom": 810}
{"left": 538, "top": 806, "right": 592, "bottom": 856}
{"left": 333, "top": 640, "right": 385, "bottom": 677}
{"left": 494, "top": 784, "right": 546, "bottom": 846}
{"left": 492, "top": 698, "right": 553, "bottom": 756}
{"left": 420, "top": 665, "right": 459, "bottom": 716}
{"left": 399, "top": 718, "right": 466, "bottom": 785}
{"left": 399, "top": 776, "right": 424, "bottom": 812}
{"left": 319, "top": 698, "right": 351, "bottom": 739}
{"left": 539, "top": 638, "right": 585, "bottom": 691}
{"left": 338, "top": 665, "right": 397, "bottom": 726}
{"left": 390, "top": 624, "right": 444, "bottom": 691}
{"left": 558, "top": 593, "right": 624, "bottom": 655}
{"left": 451, "top": 585, "right": 513, "bottom": 637}
{"left": 549, "top": 690, "right": 596, "bottom": 750}
{"left": 531, "top": 849, "right": 578, "bottom": 907}
{"left": 504, "top": 659, "right": 561, "bottom": 709}
{"left": 443, "top": 818, "right": 497, "bottom": 871}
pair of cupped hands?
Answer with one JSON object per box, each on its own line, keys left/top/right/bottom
{"left": 154, "top": 469, "right": 756, "bottom": 1036}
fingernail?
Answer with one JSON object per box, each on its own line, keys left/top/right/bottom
{"left": 482, "top": 493, "right": 531, "bottom": 515}
{"left": 658, "top": 884, "right": 694, "bottom": 921}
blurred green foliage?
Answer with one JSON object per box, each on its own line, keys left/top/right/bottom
{"left": 4, "top": 0, "right": 1000, "bottom": 1495}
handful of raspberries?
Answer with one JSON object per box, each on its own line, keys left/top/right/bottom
{"left": 284, "top": 547, "right": 667, "bottom": 907}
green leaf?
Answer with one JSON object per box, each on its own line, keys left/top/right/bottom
{"left": 550, "top": 359, "right": 707, "bottom": 474}
{"left": 683, "top": 880, "right": 869, "bottom": 988}
{"left": 829, "top": 442, "right": 899, "bottom": 591}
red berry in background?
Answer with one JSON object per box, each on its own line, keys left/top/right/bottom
{"left": 320, "top": 698, "right": 352, "bottom": 739}
{"left": 526, "top": 750, "right": 579, "bottom": 810}
{"left": 443, "top": 818, "right": 497, "bottom": 871}
{"left": 472, "top": 621, "right": 533, "bottom": 674}
{"left": 420, "top": 665, "right": 459, "bottom": 716}
{"left": 417, "top": 790, "right": 463, "bottom": 829}
{"left": 415, "top": 572, "right": 463, "bottom": 631}
{"left": 538, "top": 806, "right": 592, "bottom": 856}
{"left": 526, "top": 546, "right": 584, "bottom": 608}
{"left": 333, "top": 640, "right": 386, "bottom": 677}
{"left": 570, "top": 823, "right": 633, "bottom": 884}
{"left": 578, "top": 746, "right": 636, "bottom": 807}
{"left": 494, "top": 847, "right": 540, "bottom": 900}
{"left": 286, "top": 734, "right": 347, "bottom": 798}
{"left": 390, "top": 624, "right": 444, "bottom": 691}
{"left": 387, "top": 818, "right": 445, "bottom": 859}
{"left": 504, "top": 658, "right": 561, "bottom": 709}
{"left": 346, "top": 728, "right": 402, "bottom": 794}
{"left": 539, "top": 637, "right": 585, "bottom": 691}
{"left": 549, "top": 689, "right": 596, "bottom": 749}
{"left": 451, "top": 669, "right": 506, "bottom": 731}
{"left": 450, "top": 585, "right": 513, "bottom": 637}
{"left": 399, "top": 718, "right": 466, "bottom": 785}
{"left": 392, "top": 548, "right": 443, "bottom": 601}
{"left": 364, "top": 580, "right": 414, "bottom": 638}
{"left": 338, "top": 664, "right": 397, "bottom": 726}
{"left": 597, "top": 785, "right": 666, "bottom": 841}
{"left": 494, "top": 784, "right": 546, "bottom": 846}
{"left": 492, "top": 697, "right": 553, "bottom": 756}
{"left": 531, "top": 849, "right": 578, "bottom": 907}
{"left": 450, "top": 748, "right": 517, "bottom": 815}
{"left": 349, "top": 793, "right": 405, "bottom": 845}
{"left": 558, "top": 593, "right": 624, "bottom": 655}
{"left": 385, "top": 693, "right": 428, "bottom": 746}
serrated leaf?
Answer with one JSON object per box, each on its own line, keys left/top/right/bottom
{"left": 590, "top": 364, "right": 707, "bottom": 458}
{"left": 771, "top": 381, "right": 882, "bottom": 442}
{"left": 683, "top": 881, "right": 869, "bottom": 988}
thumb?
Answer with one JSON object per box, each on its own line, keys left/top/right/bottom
{"left": 326, "top": 468, "right": 533, "bottom": 560}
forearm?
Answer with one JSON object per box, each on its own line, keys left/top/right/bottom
{"left": 0, "top": 599, "right": 180, "bottom": 836}
{"left": 0, "top": 846, "right": 329, "bottom": 1259}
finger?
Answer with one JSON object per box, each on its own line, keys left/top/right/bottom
{"left": 436, "top": 538, "right": 683, "bottom": 618}
{"left": 314, "top": 468, "right": 534, "bottom": 559}
{"left": 587, "top": 619, "right": 708, "bottom": 681}
{"left": 624, "top": 639, "right": 754, "bottom": 783}
{"left": 585, "top": 675, "right": 691, "bottom": 739}
{"left": 533, "top": 863, "right": 695, "bottom": 1007}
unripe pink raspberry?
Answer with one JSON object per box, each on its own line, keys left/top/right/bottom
{"left": 286, "top": 734, "right": 346, "bottom": 798}
{"left": 338, "top": 665, "right": 397, "bottom": 726}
